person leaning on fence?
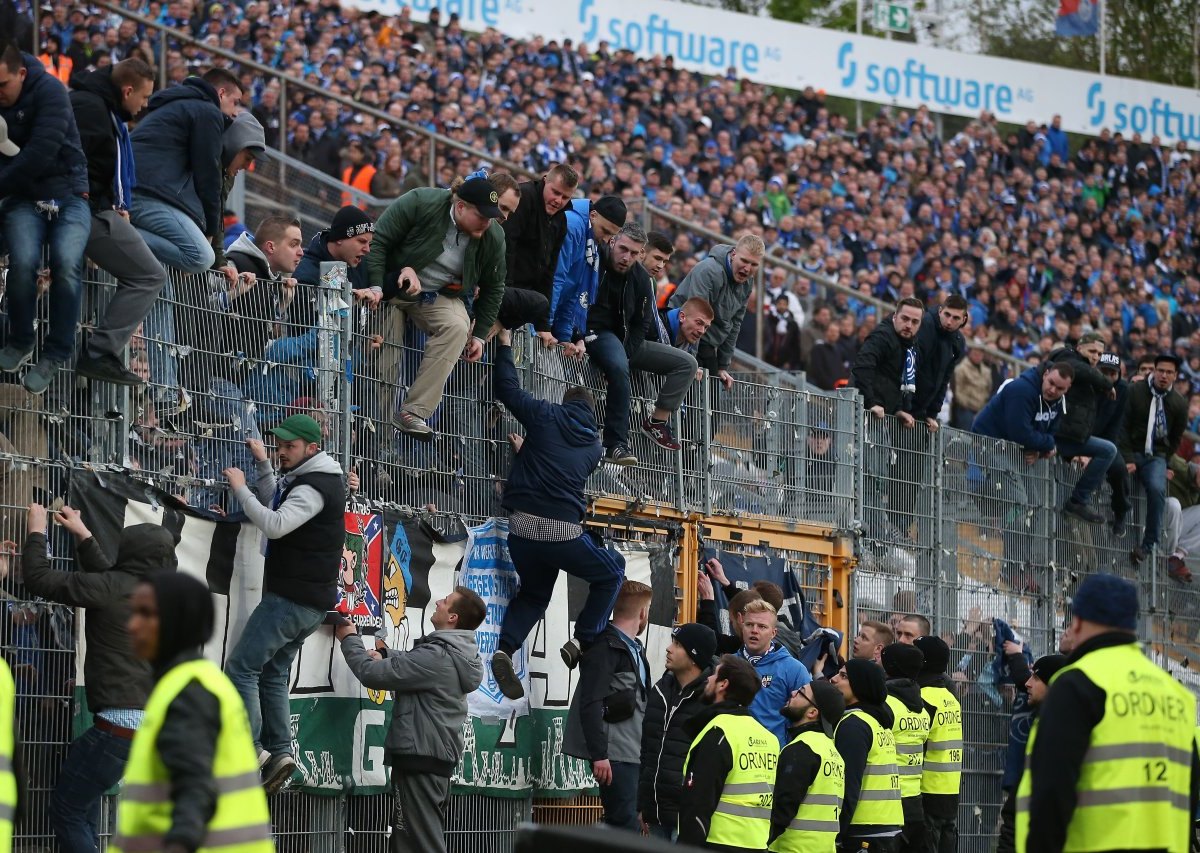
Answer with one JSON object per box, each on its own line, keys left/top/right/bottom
{"left": 334, "top": 586, "right": 484, "bottom": 853}
{"left": 489, "top": 326, "right": 625, "bottom": 699}
{"left": 222, "top": 414, "right": 346, "bottom": 794}
{"left": 1046, "top": 333, "right": 1120, "bottom": 524}
{"left": 1121, "top": 352, "right": 1187, "bottom": 567}
{"left": 678, "top": 654, "right": 778, "bottom": 851}
{"left": 116, "top": 571, "right": 272, "bottom": 853}
{"left": 639, "top": 622, "right": 718, "bottom": 842}
{"left": 0, "top": 42, "right": 92, "bottom": 395}
{"left": 881, "top": 643, "right": 932, "bottom": 853}
{"left": 563, "top": 579, "right": 654, "bottom": 833}
{"left": 20, "top": 502, "right": 177, "bottom": 852}
{"left": 669, "top": 234, "right": 766, "bottom": 392}
{"left": 768, "top": 680, "right": 846, "bottom": 853}
{"left": 912, "top": 293, "right": 968, "bottom": 434}
{"left": 548, "top": 195, "right": 627, "bottom": 347}
{"left": 995, "top": 651, "right": 1066, "bottom": 853}
{"left": 367, "top": 175, "right": 506, "bottom": 441}
{"left": 831, "top": 659, "right": 904, "bottom": 853}
{"left": 1015, "top": 573, "right": 1200, "bottom": 853}
{"left": 68, "top": 57, "right": 166, "bottom": 388}
{"left": 912, "top": 635, "right": 962, "bottom": 853}
{"left": 1092, "top": 351, "right": 1133, "bottom": 537}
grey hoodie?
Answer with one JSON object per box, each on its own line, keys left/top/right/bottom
{"left": 225, "top": 230, "right": 275, "bottom": 279}
{"left": 339, "top": 628, "right": 483, "bottom": 774}
{"left": 235, "top": 449, "right": 344, "bottom": 541}
{"left": 668, "top": 244, "right": 751, "bottom": 370}
{"left": 222, "top": 111, "right": 266, "bottom": 169}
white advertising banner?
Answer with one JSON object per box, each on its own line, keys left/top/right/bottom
{"left": 342, "top": 0, "right": 1200, "bottom": 147}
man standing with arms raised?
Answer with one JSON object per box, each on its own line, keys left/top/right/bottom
{"left": 222, "top": 414, "right": 345, "bottom": 793}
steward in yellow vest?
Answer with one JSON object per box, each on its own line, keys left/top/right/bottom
{"left": 832, "top": 659, "right": 904, "bottom": 850}
{"left": 1016, "top": 573, "right": 1199, "bottom": 853}
{"left": 913, "top": 635, "right": 962, "bottom": 853}
{"left": 882, "top": 643, "right": 932, "bottom": 853}
{"left": 116, "top": 573, "right": 273, "bottom": 853}
{"left": 680, "top": 655, "right": 779, "bottom": 852}
{"left": 768, "top": 680, "right": 847, "bottom": 853}
{"left": 0, "top": 656, "right": 19, "bottom": 848}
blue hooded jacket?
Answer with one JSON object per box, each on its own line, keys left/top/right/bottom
{"left": 743, "top": 642, "right": 812, "bottom": 746}
{"left": 130, "top": 77, "right": 228, "bottom": 234}
{"left": 0, "top": 53, "right": 88, "bottom": 200}
{"left": 971, "top": 366, "right": 1063, "bottom": 453}
{"left": 550, "top": 198, "right": 600, "bottom": 343}
{"left": 494, "top": 344, "right": 601, "bottom": 522}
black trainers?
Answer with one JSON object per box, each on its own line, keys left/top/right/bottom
{"left": 604, "top": 444, "right": 638, "bottom": 466}
{"left": 261, "top": 753, "right": 297, "bottom": 794}
{"left": 1112, "top": 512, "right": 1128, "bottom": 538}
{"left": 560, "top": 638, "right": 582, "bottom": 669}
{"left": 1063, "top": 500, "right": 1104, "bottom": 524}
{"left": 641, "top": 418, "right": 681, "bottom": 451}
{"left": 491, "top": 650, "right": 525, "bottom": 700}
{"left": 76, "top": 352, "right": 145, "bottom": 386}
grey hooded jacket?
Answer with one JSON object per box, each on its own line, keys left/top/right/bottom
{"left": 669, "top": 244, "right": 750, "bottom": 371}
{"left": 339, "top": 628, "right": 483, "bottom": 774}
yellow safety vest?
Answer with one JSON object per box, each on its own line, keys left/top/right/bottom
{"left": 1015, "top": 642, "right": 1196, "bottom": 853}
{"left": 836, "top": 708, "right": 903, "bottom": 828}
{"left": 769, "top": 729, "right": 844, "bottom": 853}
{"left": 0, "top": 658, "right": 16, "bottom": 851}
{"left": 112, "top": 659, "right": 274, "bottom": 853}
{"left": 684, "top": 712, "right": 777, "bottom": 849}
{"left": 886, "top": 693, "right": 930, "bottom": 800}
{"left": 920, "top": 685, "right": 963, "bottom": 795}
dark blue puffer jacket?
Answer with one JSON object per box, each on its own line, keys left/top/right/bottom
{"left": 130, "top": 77, "right": 227, "bottom": 233}
{"left": 0, "top": 53, "right": 88, "bottom": 200}
{"left": 494, "top": 344, "right": 601, "bottom": 522}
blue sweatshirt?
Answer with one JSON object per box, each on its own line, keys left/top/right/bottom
{"left": 494, "top": 344, "right": 602, "bottom": 522}
{"left": 971, "top": 367, "right": 1064, "bottom": 453}
{"left": 744, "top": 642, "right": 812, "bottom": 746}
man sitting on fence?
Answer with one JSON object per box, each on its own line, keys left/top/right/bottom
{"left": 489, "top": 327, "right": 625, "bottom": 701}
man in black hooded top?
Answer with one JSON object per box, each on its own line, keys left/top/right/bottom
{"left": 881, "top": 643, "right": 932, "bottom": 853}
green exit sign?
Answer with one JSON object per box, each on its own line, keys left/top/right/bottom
{"left": 873, "top": 1, "right": 912, "bottom": 33}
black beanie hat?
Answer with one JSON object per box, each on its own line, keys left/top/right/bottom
{"left": 328, "top": 205, "right": 375, "bottom": 241}
{"left": 593, "top": 195, "right": 627, "bottom": 226}
{"left": 809, "top": 680, "right": 847, "bottom": 737}
{"left": 1032, "top": 654, "right": 1068, "bottom": 684}
{"left": 914, "top": 635, "right": 951, "bottom": 675}
{"left": 147, "top": 571, "right": 214, "bottom": 668}
{"left": 671, "top": 623, "right": 717, "bottom": 668}
{"left": 845, "top": 659, "right": 887, "bottom": 706}
{"left": 881, "top": 642, "right": 925, "bottom": 680}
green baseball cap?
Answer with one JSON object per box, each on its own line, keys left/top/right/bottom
{"left": 271, "top": 414, "right": 323, "bottom": 445}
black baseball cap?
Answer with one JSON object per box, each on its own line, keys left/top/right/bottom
{"left": 1098, "top": 352, "right": 1121, "bottom": 373}
{"left": 456, "top": 176, "right": 503, "bottom": 219}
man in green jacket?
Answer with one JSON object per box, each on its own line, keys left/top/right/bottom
{"left": 367, "top": 176, "right": 507, "bottom": 439}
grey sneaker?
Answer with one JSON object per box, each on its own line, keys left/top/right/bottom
{"left": 261, "top": 753, "right": 297, "bottom": 794}
{"left": 0, "top": 345, "right": 33, "bottom": 373}
{"left": 392, "top": 410, "right": 434, "bottom": 441}
{"left": 22, "top": 358, "right": 64, "bottom": 395}
{"left": 490, "top": 650, "right": 525, "bottom": 700}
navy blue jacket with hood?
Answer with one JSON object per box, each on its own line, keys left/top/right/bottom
{"left": 494, "top": 343, "right": 602, "bottom": 522}
{"left": 0, "top": 53, "right": 88, "bottom": 200}
{"left": 130, "top": 76, "right": 227, "bottom": 233}
{"left": 972, "top": 366, "right": 1064, "bottom": 453}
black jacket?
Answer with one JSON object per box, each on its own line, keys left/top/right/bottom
{"left": 563, "top": 624, "right": 649, "bottom": 764}
{"left": 852, "top": 317, "right": 916, "bottom": 415}
{"left": 1120, "top": 380, "right": 1187, "bottom": 459}
{"left": 913, "top": 308, "right": 966, "bottom": 420}
{"left": 20, "top": 525, "right": 177, "bottom": 713}
{"left": 677, "top": 702, "right": 762, "bottom": 851}
{"left": 638, "top": 665, "right": 713, "bottom": 827}
{"left": 1023, "top": 631, "right": 1200, "bottom": 853}
{"left": 0, "top": 53, "right": 89, "bottom": 200}
{"left": 69, "top": 66, "right": 131, "bottom": 212}
{"left": 586, "top": 244, "right": 652, "bottom": 355}
{"left": 1093, "top": 378, "right": 1129, "bottom": 445}
{"left": 500, "top": 179, "right": 568, "bottom": 315}
{"left": 808, "top": 340, "right": 850, "bottom": 391}
{"left": 835, "top": 700, "right": 898, "bottom": 838}
{"left": 769, "top": 720, "right": 826, "bottom": 844}
{"left": 1048, "top": 347, "right": 1112, "bottom": 444}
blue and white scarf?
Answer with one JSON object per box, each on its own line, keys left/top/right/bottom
{"left": 111, "top": 112, "right": 136, "bottom": 210}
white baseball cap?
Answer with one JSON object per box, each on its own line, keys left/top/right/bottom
{"left": 0, "top": 115, "right": 20, "bottom": 157}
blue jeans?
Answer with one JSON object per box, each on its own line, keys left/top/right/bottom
{"left": 584, "top": 330, "right": 633, "bottom": 448}
{"left": 599, "top": 760, "right": 640, "bottom": 831}
{"left": 0, "top": 195, "right": 90, "bottom": 361}
{"left": 225, "top": 591, "right": 325, "bottom": 756}
{"left": 1131, "top": 453, "right": 1169, "bottom": 549}
{"left": 48, "top": 724, "right": 132, "bottom": 852}
{"left": 130, "top": 193, "right": 215, "bottom": 273}
{"left": 141, "top": 275, "right": 180, "bottom": 407}
{"left": 1056, "top": 435, "right": 1118, "bottom": 504}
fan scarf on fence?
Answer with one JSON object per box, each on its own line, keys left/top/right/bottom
{"left": 67, "top": 471, "right": 676, "bottom": 796}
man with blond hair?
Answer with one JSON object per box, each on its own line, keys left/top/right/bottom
{"left": 852, "top": 619, "right": 895, "bottom": 663}
{"left": 670, "top": 234, "right": 766, "bottom": 390}
{"left": 738, "top": 598, "right": 812, "bottom": 746}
